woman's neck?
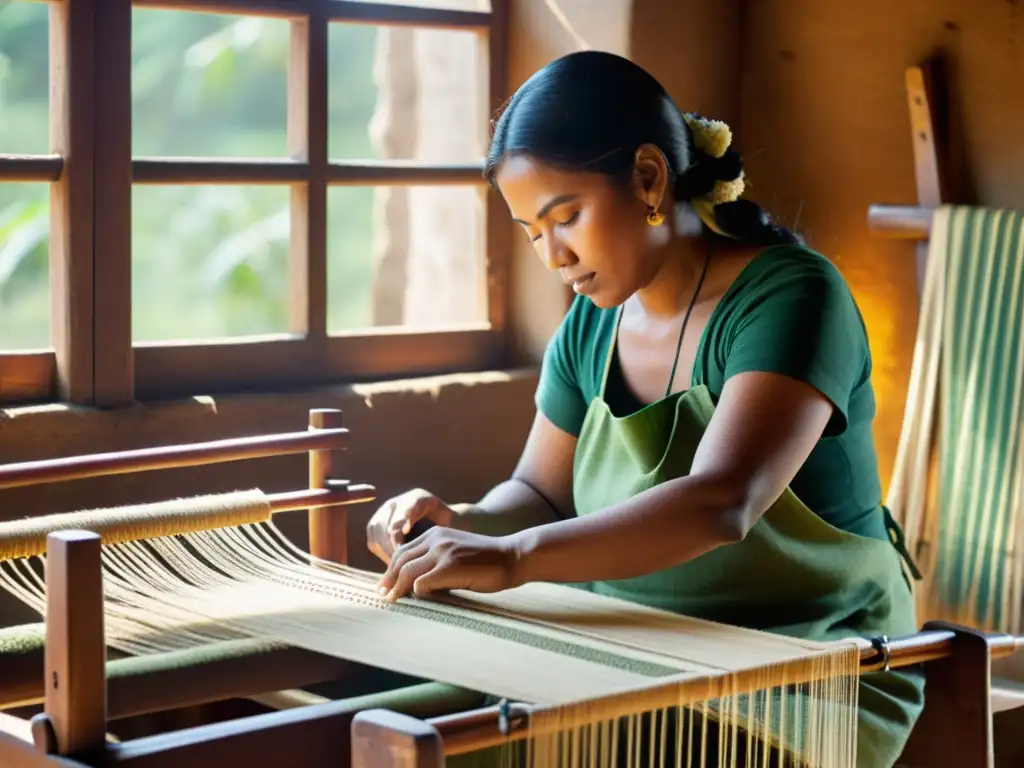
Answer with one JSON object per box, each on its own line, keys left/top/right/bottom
{"left": 634, "top": 235, "right": 713, "bottom": 320}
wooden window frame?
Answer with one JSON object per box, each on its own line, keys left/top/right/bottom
{"left": 0, "top": 0, "right": 511, "bottom": 407}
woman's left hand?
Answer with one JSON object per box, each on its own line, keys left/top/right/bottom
{"left": 376, "top": 526, "right": 522, "bottom": 602}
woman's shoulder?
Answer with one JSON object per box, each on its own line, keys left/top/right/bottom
{"left": 720, "top": 243, "right": 861, "bottom": 320}
{"left": 739, "top": 243, "right": 850, "bottom": 288}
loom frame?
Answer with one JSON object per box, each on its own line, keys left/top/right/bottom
{"left": 2, "top": 518, "right": 1019, "bottom": 768}
{"left": 0, "top": 408, "right": 1020, "bottom": 768}
{"left": 0, "top": 407, "right": 387, "bottom": 755}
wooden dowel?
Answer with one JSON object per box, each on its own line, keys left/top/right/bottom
{"left": 0, "top": 485, "right": 376, "bottom": 562}
{"left": 868, "top": 204, "right": 933, "bottom": 239}
{"left": 38, "top": 531, "right": 107, "bottom": 757}
{"left": 0, "top": 428, "right": 348, "bottom": 490}
{"left": 308, "top": 409, "right": 349, "bottom": 564}
{"left": 431, "top": 628, "right": 1023, "bottom": 755}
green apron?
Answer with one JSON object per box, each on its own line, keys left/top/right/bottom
{"left": 562, "top": 312, "right": 925, "bottom": 767}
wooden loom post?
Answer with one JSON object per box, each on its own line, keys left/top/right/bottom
{"left": 351, "top": 709, "right": 445, "bottom": 768}
{"left": 896, "top": 621, "right": 1000, "bottom": 768}
{"left": 308, "top": 408, "right": 348, "bottom": 564}
{"left": 30, "top": 531, "right": 107, "bottom": 760}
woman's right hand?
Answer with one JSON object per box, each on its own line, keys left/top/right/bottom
{"left": 366, "top": 488, "right": 460, "bottom": 565}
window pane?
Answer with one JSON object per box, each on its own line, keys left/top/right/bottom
{"left": 132, "top": 185, "right": 290, "bottom": 343}
{"left": 0, "top": 183, "right": 50, "bottom": 350}
{"left": 327, "top": 185, "right": 487, "bottom": 332}
{"left": 0, "top": 1, "right": 49, "bottom": 155}
{"left": 328, "top": 23, "right": 488, "bottom": 162}
{"left": 132, "top": 9, "right": 288, "bottom": 157}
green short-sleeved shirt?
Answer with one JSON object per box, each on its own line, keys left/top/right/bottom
{"left": 536, "top": 244, "right": 888, "bottom": 541}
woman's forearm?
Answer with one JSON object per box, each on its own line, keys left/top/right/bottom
{"left": 451, "top": 478, "right": 565, "bottom": 537}
{"left": 508, "top": 474, "right": 749, "bottom": 586}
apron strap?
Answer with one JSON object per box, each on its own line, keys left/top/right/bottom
{"left": 882, "top": 505, "right": 923, "bottom": 581}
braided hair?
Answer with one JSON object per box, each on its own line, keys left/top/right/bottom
{"left": 484, "top": 50, "right": 800, "bottom": 248}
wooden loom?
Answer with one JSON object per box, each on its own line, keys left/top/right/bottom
{"left": 0, "top": 408, "right": 1018, "bottom": 768}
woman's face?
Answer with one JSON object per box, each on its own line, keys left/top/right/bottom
{"left": 494, "top": 154, "right": 667, "bottom": 309}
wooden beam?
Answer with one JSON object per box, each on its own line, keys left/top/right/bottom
{"left": 49, "top": 0, "right": 96, "bottom": 404}
{"left": 906, "top": 65, "right": 945, "bottom": 208}
{"left": 132, "top": 327, "right": 501, "bottom": 400}
{"left": 39, "top": 531, "right": 107, "bottom": 758}
{"left": 351, "top": 710, "right": 444, "bottom": 768}
{"left": 91, "top": 0, "right": 134, "bottom": 406}
{"left": 0, "top": 156, "right": 63, "bottom": 182}
{"left": 324, "top": 1, "right": 491, "bottom": 31}
{"left": 0, "top": 426, "right": 348, "bottom": 490}
{"left": 326, "top": 162, "right": 485, "bottom": 186}
{"left": 133, "top": 0, "right": 315, "bottom": 18}
{"left": 896, "top": 621, "right": 1000, "bottom": 767}
{"left": 287, "top": 9, "right": 329, "bottom": 340}
{"left": 132, "top": 0, "right": 491, "bottom": 29}
{"left": 0, "top": 352, "right": 55, "bottom": 404}
{"left": 101, "top": 684, "right": 478, "bottom": 768}
{"left": 307, "top": 408, "right": 347, "bottom": 564}
{"left": 485, "top": 0, "right": 511, "bottom": 338}
{"left": 867, "top": 64, "right": 947, "bottom": 291}
{"left": 126, "top": 159, "right": 483, "bottom": 186}
{"left": 0, "top": 732, "right": 85, "bottom": 768}
{"left": 0, "top": 632, "right": 353, "bottom": 717}
{"left": 131, "top": 159, "right": 309, "bottom": 185}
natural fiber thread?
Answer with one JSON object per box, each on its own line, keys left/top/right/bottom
{"left": 0, "top": 489, "right": 271, "bottom": 561}
{"left": 0, "top": 516, "right": 861, "bottom": 767}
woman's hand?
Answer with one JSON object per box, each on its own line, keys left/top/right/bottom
{"left": 376, "top": 526, "right": 521, "bottom": 602}
{"left": 366, "top": 488, "right": 460, "bottom": 564}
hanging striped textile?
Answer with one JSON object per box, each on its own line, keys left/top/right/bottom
{"left": 887, "top": 204, "right": 1024, "bottom": 633}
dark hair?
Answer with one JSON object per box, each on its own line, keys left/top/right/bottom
{"left": 484, "top": 51, "right": 799, "bottom": 247}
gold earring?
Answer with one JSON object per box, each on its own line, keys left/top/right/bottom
{"left": 646, "top": 205, "right": 665, "bottom": 226}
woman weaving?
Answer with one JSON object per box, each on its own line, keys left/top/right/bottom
{"left": 367, "top": 51, "right": 924, "bottom": 767}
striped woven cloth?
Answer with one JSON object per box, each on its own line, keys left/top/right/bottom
{"left": 888, "top": 204, "right": 1024, "bottom": 632}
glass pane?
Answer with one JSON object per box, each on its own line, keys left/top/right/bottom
{"left": 327, "top": 185, "right": 486, "bottom": 332}
{"left": 132, "top": 9, "right": 288, "bottom": 157}
{"left": 132, "top": 185, "right": 290, "bottom": 342}
{"left": 0, "top": 183, "right": 50, "bottom": 350}
{"left": 0, "top": 1, "right": 49, "bottom": 155}
{"left": 328, "top": 23, "right": 488, "bottom": 162}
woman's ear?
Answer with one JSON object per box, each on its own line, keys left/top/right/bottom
{"left": 631, "top": 143, "right": 671, "bottom": 210}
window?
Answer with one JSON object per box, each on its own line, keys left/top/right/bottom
{"left": 0, "top": 0, "right": 510, "bottom": 406}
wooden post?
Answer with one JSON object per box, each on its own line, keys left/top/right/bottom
{"left": 351, "top": 709, "right": 445, "bottom": 768}
{"left": 308, "top": 408, "right": 348, "bottom": 564}
{"left": 32, "top": 531, "right": 107, "bottom": 758}
{"left": 897, "top": 621, "right": 998, "bottom": 768}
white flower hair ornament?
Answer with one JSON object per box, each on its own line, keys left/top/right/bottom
{"left": 681, "top": 113, "right": 746, "bottom": 237}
